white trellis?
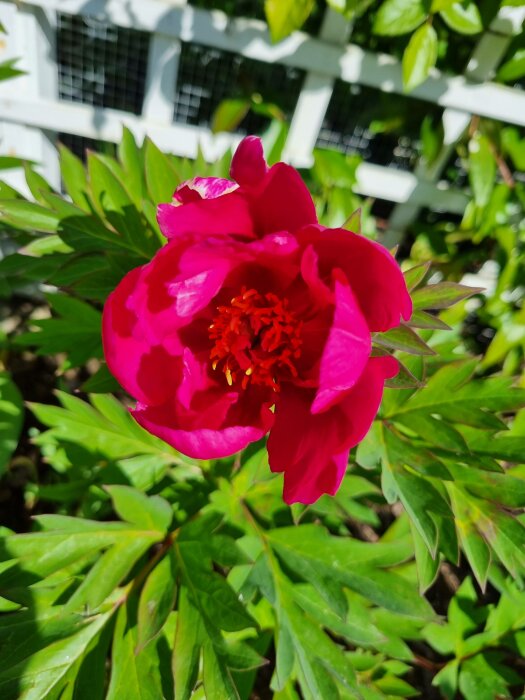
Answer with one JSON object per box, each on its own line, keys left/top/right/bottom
{"left": 0, "top": 0, "right": 523, "bottom": 232}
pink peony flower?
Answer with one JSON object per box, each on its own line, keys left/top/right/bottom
{"left": 102, "top": 136, "right": 412, "bottom": 504}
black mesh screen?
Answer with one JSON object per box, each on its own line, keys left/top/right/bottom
{"left": 317, "top": 81, "right": 442, "bottom": 171}
{"left": 58, "top": 133, "right": 117, "bottom": 162}
{"left": 56, "top": 13, "right": 150, "bottom": 115}
{"left": 173, "top": 42, "right": 305, "bottom": 133}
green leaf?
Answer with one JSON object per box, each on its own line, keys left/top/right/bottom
{"left": 268, "top": 526, "right": 433, "bottom": 618}
{"left": 58, "top": 144, "right": 90, "bottom": 211}
{"left": 411, "top": 281, "right": 483, "bottom": 310}
{"left": 137, "top": 549, "right": 177, "bottom": 651}
{"left": 0, "top": 608, "right": 112, "bottom": 700}
{"left": 106, "top": 597, "right": 165, "bottom": 700}
{"left": 411, "top": 521, "right": 440, "bottom": 593}
{"left": 105, "top": 485, "right": 173, "bottom": 534}
{"left": 0, "top": 372, "right": 24, "bottom": 477}
{"left": 173, "top": 586, "right": 203, "bottom": 700}
{"left": 374, "top": 324, "right": 436, "bottom": 355}
{"left": 468, "top": 133, "right": 496, "bottom": 209}
{"left": 497, "top": 49, "right": 525, "bottom": 83}
{"left": 449, "top": 486, "right": 491, "bottom": 590}
{"left": 403, "top": 262, "right": 430, "bottom": 291}
{"left": 144, "top": 137, "right": 180, "bottom": 205}
{"left": 459, "top": 653, "right": 510, "bottom": 700}
{"left": 15, "top": 294, "right": 103, "bottom": 369}
{"left": 211, "top": 99, "right": 251, "bottom": 133}
{"left": 29, "top": 391, "right": 177, "bottom": 462}
{"left": 373, "top": 0, "right": 428, "bottom": 36}
{"left": 202, "top": 639, "right": 241, "bottom": 700}
{"left": 24, "top": 163, "right": 55, "bottom": 204}
{"left": 395, "top": 412, "right": 468, "bottom": 452}
{"left": 64, "top": 537, "right": 155, "bottom": 614}
{"left": 175, "top": 518, "right": 255, "bottom": 633}
{"left": 402, "top": 23, "right": 437, "bottom": 91}
{"left": 440, "top": 1, "right": 483, "bottom": 34}
{"left": 264, "top": 0, "right": 315, "bottom": 42}
{"left": 408, "top": 309, "right": 451, "bottom": 331}
{"left": 0, "top": 199, "right": 60, "bottom": 232}
{"left": 118, "top": 127, "right": 146, "bottom": 206}
{"left": 88, "top": 153, "right": 156, "bottom": 256}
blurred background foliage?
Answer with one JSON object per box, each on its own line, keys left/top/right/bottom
{"left": 0, "top": 1, "right": 524, "bottom": 698}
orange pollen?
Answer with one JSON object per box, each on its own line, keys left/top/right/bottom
{"left": 208, "top": 287, "right": 302, "bottom": 391}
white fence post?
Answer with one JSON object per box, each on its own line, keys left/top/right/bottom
{"left": 0, "top": 3, "right": 61, "bottom": 194}
{"left": 283, "top": 8, "right": 351, "bottom": 168}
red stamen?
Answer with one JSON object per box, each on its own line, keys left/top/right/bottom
{"left": 209, "top": 287, "right": 302, "bottom": 391}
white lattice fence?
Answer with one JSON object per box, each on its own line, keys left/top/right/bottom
{"left": 0, "top": 0, "right": 523, "bottom": 234}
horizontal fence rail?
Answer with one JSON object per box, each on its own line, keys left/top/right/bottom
{"left": 0, "top": 0, "right": 523, "bottom": 230}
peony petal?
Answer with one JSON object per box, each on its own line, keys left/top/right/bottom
{"left": 102, "top": 267, "right": 180, "bottom": 405}
{"left": 157, "top": 191, "right": 254, "bottom": 241}
{"left": 132, "top": 388, "right": 274, "bottom": 459}
{"left": 297, "top": 226, "right": 412, "bottom": 332}
{"left": 268, "top": 356, "right": 398, "bottom": 504}
{"left": 251, "top": 163, "right": 318, "bottom": 236}
{"left": 230, "top": 136, "right": 268, "bottom": 187}
{"left": 311, "top": 271, "right": 371, "bottom": 414}
{"left": 174, "top": 176, "right": 238, "bottom": 203}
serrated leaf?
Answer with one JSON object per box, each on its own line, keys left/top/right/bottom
{"left": 402, "top": 23, "right": 437, "bottom": 91}
{"left": 0, "top": 372, "right": 24, "bottom": 477}
{"left": 373, "top": 0, "right": 427, "bottom": 35}
{"left": 106, "top": 485, "right": 173, "bottom": 533}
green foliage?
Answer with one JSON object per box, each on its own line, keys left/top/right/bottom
{"left": 0, "top": 123, "right": 524, "bottom": 698}
{"left": 0, "top": 372, "right": 24, "bottom": 477}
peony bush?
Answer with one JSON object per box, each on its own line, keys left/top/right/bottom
{"left": 0, "top": 129, "right": 524, "bottom": 700}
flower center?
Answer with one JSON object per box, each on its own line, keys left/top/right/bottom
{"left": 209, "top": 288, "right": 302, "bottom": 391}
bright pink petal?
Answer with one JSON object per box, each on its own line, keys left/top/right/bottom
{"left": 251, "top": 163, "right": 317, "bottom": 236}
{"left": 174, "top": 176, "right": 237, "bottom": 203}
{"left": 230, "top": 136, "right": 268, "bottom": 187}
{"left": 311, "top": 272, "right": 371, "bottom": 414}
{"left": 268, "top": 356, "right": 398, "bottom": 504}
{"left": 132, "top": 388, "right": 274, "bottom": 459}
{"left": 102, "top": 267, "right": 180, "bottom": 405}
{"left": 157, "top": 191, "right": 254, "bottom": 241}
{"left": 297, "top": 226, "right": 412, "bottom": 332}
